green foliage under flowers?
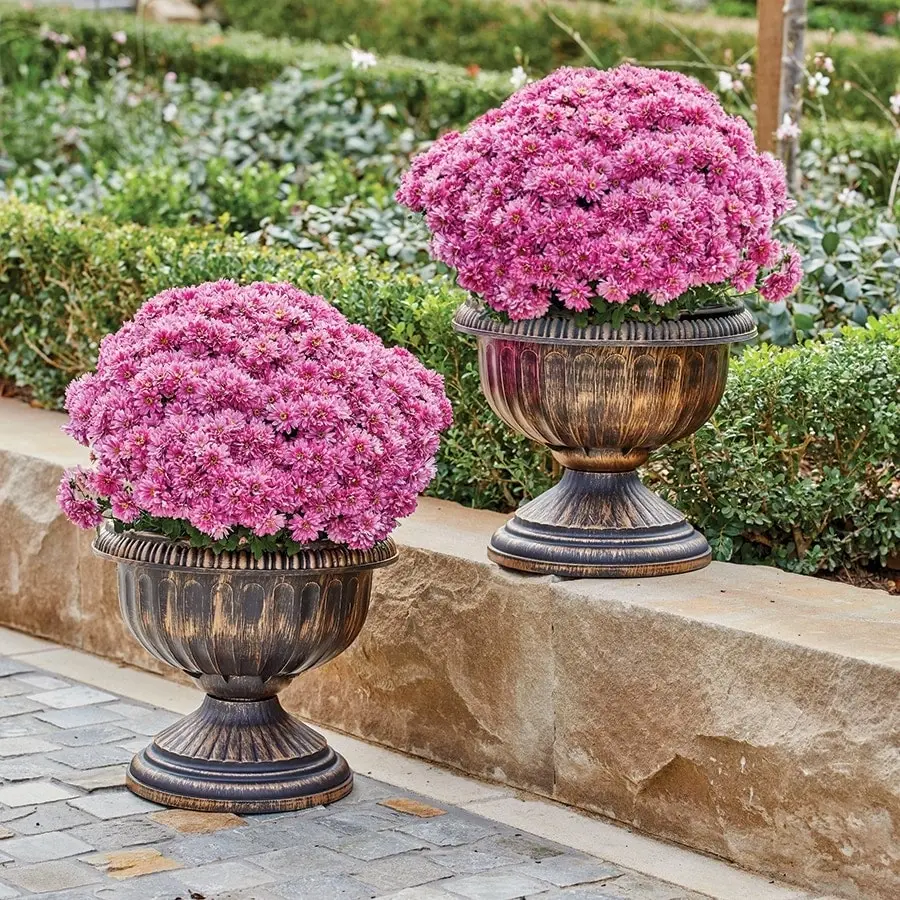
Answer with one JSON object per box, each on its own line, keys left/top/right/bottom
{"left": 647, "top": 314, "right": 900, "bottom": 574}
{"left": 2, "top": 200, "right": 896, "bottom": 574}
{"left": 218, "top": 0, "right": 900, "bottom": 121}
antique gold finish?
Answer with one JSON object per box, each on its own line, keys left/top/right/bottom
{"left": 453, "top": 301, "right": 756, "bottom": 578}
{"left": 93, "top": 527, "right": 397, "bottom": 812}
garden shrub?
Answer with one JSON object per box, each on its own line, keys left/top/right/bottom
{"left": 218, "top": 0, "right": 899, "bottom": 121}
{"left": 649, "top": 315, "right": 900, "bottom": 574}
{"left": 0, "top": 5, "right": 510, "bottom": 130}
{"left": 0, "top": 199, "right": 553, "bottom": 512}
{"left": 1, "top": 200, "right": 895, "bottom": 574}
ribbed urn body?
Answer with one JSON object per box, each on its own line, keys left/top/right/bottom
{"left": 93, "top": 527, "right": 397, "bottom": 812}
{"left": 453, "top": 301, "right": 756, "bottom": 577}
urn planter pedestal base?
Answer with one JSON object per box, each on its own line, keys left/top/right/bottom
{"left": 93, "top": 527, "right": 397, "bottom": 814}
{"left": 489, "top": 469, "right": 711, "bottom": 578}
{"left": 127, "top": 696, "right": 352, "bottom": 813}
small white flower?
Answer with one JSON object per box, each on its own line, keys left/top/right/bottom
{"left": 126, "top": 93, "right": 140, "bottom": 108}
{"left": 737, "top": 62, "right": 752, "bottom": 78}
{"left": 117, "top": 55, "right": 131, "bottom": 69}
{"left": 890, "top": 93, "right": 900, "bottom": 116}
{"left": 717, "top": 71, "right": 734, "bottom": 93}
{"left": 808, "top": 72, "right": 830, "bottom": 97}
{"left": 162, "top": 102, "right": 178, "bottom": 123}
{"left": 732, "top": 79, "right": 744, "bottom": 93}
{"left": 112, "top": 30, "right": 127, "bottom": 45}
{"left": 510, "top": 66, "right": 529, "bottom": 90}
{"left": 837, "top": 187, "right": 860, "bottom": 206}
{"left": 775, "top": 113, "right": 801, "bottom": 142}
{"left": 823, "top": 56, "right": 835, "bottom": 73}
{"left": 350, "top": 48, "right": 377, "bottom": 71}
{"left": 164, "top": 71, "right": 178, "bottom": 84}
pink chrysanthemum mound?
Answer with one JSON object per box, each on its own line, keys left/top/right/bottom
{"left": 58, "top": 281, "right": 452, "bottom": 551}
{"left": 397, "top": 65, "right": 802, "bottom": 320}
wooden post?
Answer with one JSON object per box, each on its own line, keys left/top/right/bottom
{"left": 780, "top": 0, "right": 807, "bottom": 191}
{"left": 756, "top": 0, "right": 785, "bottom": 152}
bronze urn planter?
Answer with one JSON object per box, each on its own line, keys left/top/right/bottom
{"left": 93, "top": 526, "right": 397, "bottom": 813}
{"left": 454, "top": 301, "right": 756, "bottom": 578}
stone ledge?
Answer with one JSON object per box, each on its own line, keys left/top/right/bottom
{"left": 1, "top": 399, "right": 897, "bottom": 900}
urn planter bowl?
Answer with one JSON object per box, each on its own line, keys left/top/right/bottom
{"left": 454, "top": 301, "right": 756, "bottom": 578}
{"left": 93, "top": 526, "right": 397, "bottom": 813}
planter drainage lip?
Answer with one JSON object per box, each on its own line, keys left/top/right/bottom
{"left": 452, "top": 297, "right": 757, "bottom": 347}
{"left": 92, "top": 525, "right": 398, "bottom": 573}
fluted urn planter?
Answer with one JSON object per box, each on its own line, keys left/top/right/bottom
{"left": 454, "top": 301, "right": 756, "bottom": 578}
{"left": 93, "top": 526, "right": 397, "bottom": 813}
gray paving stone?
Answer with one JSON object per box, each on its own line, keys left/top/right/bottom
{"left": 0, "top": 697, "right": 42, "bottom": 719}
{"left": 1, "top": 859, "right": 102, "bottom": 894}
{"left": 0, "top": 754, "right": 78, "bottom": 782}
{"left": 49, "top": 744, "right": 134, "bottom": 770}
{"left": 269, "top": 874, "right": 377, "bottom": 900}
{"left": 329, "top": 830, "right": 430, "bottom": 861}
{"left": 355, "top": 850, "right": 453, "bottom": 891}
{"left": 1, "top": 800, "right": 95, "bottom": 835}
{"left": 161, "top": 828, "right": 260, "bottom": 865}
{"left": 91, "top": 871, "right": 188, "bottom": 900}
{"left": 103, "top": 703, "right": 179, "bottom": 732}
{"left": 34, "top": 706, "right": 123, "bottom": 729}
{"left": 15, "top": 673, "right": 71, "bottom": 691}
{"left": 491, "top": 832, "right": 567, "bottom": 861}
{"left": 0, "top": 679, "right": 31, "bottom": 698}
{"left": 510, "top": 856, "right": 624, "bottom": 888}
{"left": 0, "top": 659, "right": 33, "bottom": 677}
{"left": 0, "top": 781, "right": 78, "bottom": 808}
{"left": 115, "top": 737, "right": 149, "bottom": 753}
{"left": 0, "top": 715, "right": 57, "bottom": 738}
{"left": 568, "top": 873, "right": 706, "bottom": 899}
{"left": 52, "top": 724, "right": 136, "bottom": 747}
{"left": 396, "top": 816, "right": 495, "bottom": 847}
{"left": 56, "top": 766, "right": 127, "bottom": 792}
{"left": 180, "top": 860, "right": 276, "bottom": 893}
{"left": 340, "top": 776, "right": 396, "bottom": 805}
{"left": 441, "top": 870, "right": 554, "bottom": 899}
{"left": 2, "top": 830, "right": 95, "bottom": 862}
{"left": 215, "top": 889, "right": 286, "bottom": 900}
{"left": 0, "top": 736, "right": 61, "bottom": 757}
{"left": 426, "top": 841, "right": 530, "bottom": 875}
{"left": 68, "top": 788, "right": 161, "bottom": 819}
{"left": 380, "top": 888, "right": 458, "bottom": 900}
{"left": 68, "top": 817, "right": 175, "bottom": 850}
{"left": 251, "top": 844, "right": 356, "bottom": 876}
{"left": 26, "top": 686, "right": 117, "bottom": 709}
{"left": 0, "top": 883, "right": 20, "bottom": 899}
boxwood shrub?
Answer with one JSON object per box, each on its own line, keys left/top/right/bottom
{"left": 218, "top": 0, "right": 900, "bottom": 121}
{"left": 1, "top": 200, "right": 896, "bottom": 575}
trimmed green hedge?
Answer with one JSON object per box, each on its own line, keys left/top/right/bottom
{"left": 0, "top": 199, "right": 553, "bottom": 511}
{"left": 219, "top": 0, "right": 900, "bottom": 121}
{"left": 649, "top": 314, "right": 900, "bottom": 575}
{"left": 0, "top": 5, "right": 510, "bottom": 131}
{"left": 1, "top": 200, "right": 896, "bottom": 575}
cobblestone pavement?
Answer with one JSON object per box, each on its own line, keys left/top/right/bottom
{"left": 0, "top": 657, "right": 717, "bottom": 899}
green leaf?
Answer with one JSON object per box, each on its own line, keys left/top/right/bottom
{"left": 822, "top": 232, "right": 840, "bottom": 255}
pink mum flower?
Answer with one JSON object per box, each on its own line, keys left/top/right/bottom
{"left": 58, "top": 281, "right": 453, "bottom": 551}
{"left": 397, "top": 65, "right": 801, "bottom": 319}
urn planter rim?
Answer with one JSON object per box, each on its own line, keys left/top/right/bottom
{"left": 92, "top": 524, "right": 398, "bottom": 572}
{"left": 452, "top": 297, "right": 756, "bottom": 347}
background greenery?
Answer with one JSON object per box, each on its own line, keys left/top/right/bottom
{"left": 218, "top": 0, "right": 900, "bottom": 121}
{"left": 0, "top": 6, "right": 896, "bottom": 576}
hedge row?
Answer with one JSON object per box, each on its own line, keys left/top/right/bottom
{"left": 1, "top": 200, "right": 896, "bottom": 575}
{"left": 219, "top": 0, "right": 900, "bottom": 121}
{"left": 0, "top": 5, "right": 510, "bottom": 132}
